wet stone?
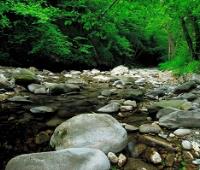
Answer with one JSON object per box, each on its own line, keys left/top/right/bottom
{"left": 7, "top": 96, "right": 32, "bottom": 103}
{"left": 139, "top": 123, "right": 162, "bottom": 134}
{"left": 30, "top": 106, "right": 55, "bottom": 117}
{"left": 97, "top": 102, "right": 120, "bottom": 113}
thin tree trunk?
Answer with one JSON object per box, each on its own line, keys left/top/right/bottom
{"left": 88, "top": 36, "right": 101, "bottom": 66}
{"left": 168, "top": 33, "right": 175, "bottom": 60}
{"left": 191, "top": 16, "right": 200, "bottom": 59}
{"left": 180, "top": 17, "right": 197, "bottom": 60}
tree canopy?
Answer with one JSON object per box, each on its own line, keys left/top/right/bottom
{"left": 0, "top": 0, "right": 199, "bottom": 72}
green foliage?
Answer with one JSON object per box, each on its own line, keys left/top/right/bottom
{"left": 160, "top": 43, "right": 190, "bottom": 70}
{"left": 0, "top": 0, "right": 199, "bottom": 70}
{"left": 31, "top": 23, "right": 71, "bottom": 57}
{"left": 160, "top": 42, "right": 200, "bottom": 74}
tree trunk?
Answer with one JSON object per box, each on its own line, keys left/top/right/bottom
{"left": 180, "top": 17, "right": 197, "bottom": 60}
{"left": 168, "top": 32, "right": 175, "bottom": 60}
{"left": 191, "top": 16, "right": 200, "bottom": 59}
{"left": 88, "top": 36, "right": 101, "bottom": 66}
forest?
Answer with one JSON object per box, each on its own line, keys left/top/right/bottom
{"left": 0, "top": 0, "right": 199, "bottom": 72}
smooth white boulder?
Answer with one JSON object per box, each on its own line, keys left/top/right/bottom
{"left": 6, "top": 148, "right": 110, "bottom": 170}
{"left": 50, "top": 114, "right": 128, "bottom": 153}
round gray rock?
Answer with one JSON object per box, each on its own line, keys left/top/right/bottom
{"left": 6, "top": 148, "right": 110, "bottom": 170}
{"left": 50, "top": 114, "right": 128, "bottom": 153}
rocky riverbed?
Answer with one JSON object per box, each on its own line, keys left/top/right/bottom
{"left": 1, "top": 65, "right": 200, "bottom": 170}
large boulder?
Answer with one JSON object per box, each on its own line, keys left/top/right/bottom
{"left": 174, "top": 81, "right": 197, "bottom": 94}
{"left": 50, "top": 114, "right": 128, "bottom": 153}
{"left": 159, "top": 109, "right": 200, "bottom": 129}
{"left": 13, "top": 69, "right": 38, "bottom": 86}
{"left": 111, "top": 65, "right": 129, "bottom": 76}
{"left": 6, "top": 148, "right": 110, "bottom": 170}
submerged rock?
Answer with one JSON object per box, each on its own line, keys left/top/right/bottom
{"left": 50, "top": 114, "right": 128, "bottom": 153}
{"left": 124, "top": 158, "right": 157, "bottom": 170}
{"left": 8, "top": 95, "right": 32, "bottom": 103}
{"left": 46, "top": 117, "right": 63, "bottom": 127}
{"left": 35, "top": 130, "right": 51, "bottom": 145}
{"left": 6, "top": 148, "right": 110, "bottom": 170}
{"left": 30, "top": 106, "right": 54, "bottom": 113}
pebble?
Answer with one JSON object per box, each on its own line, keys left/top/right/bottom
{"left": 150, "top": 151, "right": 162, "bottom": 164}
{"left": 165, "top": 153, "right": 175, "bottom": 167}
{"left": 107, "top": 152, "right": 118, "bottom": 164}
{"left": 123, "top": 100, "right": 137, "bottom": 107}
{"left": 158, "top": 132, "right": 168, "bottom": 139}
{"left": 120, "top": 105, "right": 133, "bottom": 112}
{"left": 182, "top": 151, "right": 194, "bottom": 162}
{"left": 118, "top": 153, "right": 127, "bottom": 167}
{"left": 146, "top": 117, "right": 152, "bottom": 121}
{"left": 135, "top": 78, "right": 146, "bottom": 85}
{"left": 139, "top": 123, "right": 162, "bottom": 134}
{"left": 35, "top": 131, "right": 52, "bottom": 145}
{"left": 192, "top": 142, "right": 200, "bottom": 154}
{"left": 128, "top": 142, "right": 147, "bottom": 158}
{"left": 192, "top": 159, "right": 200, "bottom": 165}
{"left": 116, "top": 84, "right": 124, "bottom": 89}
{"left": 97, "top": 102, "right": 120, "bottom": 113}
{"left": 182, "top": 140, "right": 192, "bottom": 150}
{"left": 169, "top": 133, "right": 175, "bottom": 138}
{"left": 46, "top": 118, "right": 63, "bottom": 127}
{"left": 173, "top": 129, "right": 191, "bottom": 136}
{"left": 122, "top": 123, "right": 139, "bottom": 132}
{"left": 118, "top": 112, "right": 126, "bottom": 117}
{"left": 30, "top": 106, "right": 54, "bottom": 114}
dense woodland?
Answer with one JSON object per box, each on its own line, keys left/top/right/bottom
{"left": 0, "top": 0, "right": 200, "bottom": 73}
